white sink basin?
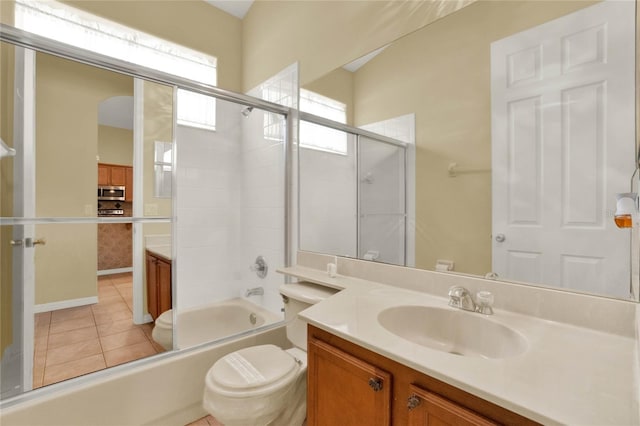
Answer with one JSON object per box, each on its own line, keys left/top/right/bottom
{"left": 377, "top": 305, "right": 528, "bottom": 359}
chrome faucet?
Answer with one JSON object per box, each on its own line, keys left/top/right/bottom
{"left": 448, "top": 286, "right": 477, "bottom": 312}
{"left": 448, "top": 286, "right": 494, "bottom": 315}
{"left": 245, "top": 287, "right": 264, "bottom": 297}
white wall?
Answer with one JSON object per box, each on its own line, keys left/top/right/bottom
{"left": 241, "top": 64, "right": 297, "bottom": 315}
{"left": 176, "top": 98, "right": 289, "bottom": 315}
{"left": 238, "top": 108, "right": 287, "bottom": 314}
{"left": 176, "top": 99, "right": 242, "bottom": 310}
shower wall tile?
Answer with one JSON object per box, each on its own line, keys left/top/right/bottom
{"left": 239, "top": 64, "right": 297, "bottom": 315}
{"left": 176, "top": 65, "right": 294, "bottom": 316}
{"left": 176, "top": 99, "right": 242, "bottom": 310}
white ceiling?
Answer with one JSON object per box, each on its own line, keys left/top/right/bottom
{"left": 204, "top": 0, "right": 254, "bottom": 19}
{"left": 98, "top": 96, "right": 134, "bottom": 130}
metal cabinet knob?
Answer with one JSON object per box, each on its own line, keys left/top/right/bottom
{"left": 407, "top": 394, "right": 421, "bottom": 410}
{"left": 368, "top": 378, "right": 383, "bottom": 392}
{"left": 495, "top": 233, "right": 506, "bottom": 243}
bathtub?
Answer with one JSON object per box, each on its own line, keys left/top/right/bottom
{"left": 153, "top": 297, "right": 283, "bottom": 350}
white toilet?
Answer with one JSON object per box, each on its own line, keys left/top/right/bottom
{"left": 151, "top": 309, "right": 173, "bottom": 350}
{"left": 202, "top": 282, "right": 337, "bottom": 426}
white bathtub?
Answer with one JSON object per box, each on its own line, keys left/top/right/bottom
{"left": 154, "top": 298, "right": 282, "bottom": 350}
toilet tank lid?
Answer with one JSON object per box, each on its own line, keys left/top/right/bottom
{"left": 278, "top": 282, "right": 339, "bottom": 304}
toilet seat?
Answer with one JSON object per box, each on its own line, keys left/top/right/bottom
{"left": 206, "top": 345, "right": 300, "bottom": 398}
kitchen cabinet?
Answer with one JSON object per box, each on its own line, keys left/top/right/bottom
{"left": 307, "top": 325, "right": 538, "bottom": 426}
{"left": 125, "top": 167, "right": 133, "bottom": 202}
{"left": 98, "top": 163, "right": 128, "bottom": 186}
{"left": 145, "top": 250, "right": 172, "bottom": 320}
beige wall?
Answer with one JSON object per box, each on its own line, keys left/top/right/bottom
{"left": 0, "top": 40, "right": 15, "bottom": 356}
{"left": 348, "top": 0, "right": 597, "bottom": 274}
{"left": 142, "top": 81, "right": 172, "bottom": 220}
{"left": 304, "top": 68, "right": 355, "bottom": 125}
{"left": 98, "top": 125, "right": 133, "bottom": 166}
{"left": 35, "top": 52, "right": 132, "bottom": 304}
{"left": 242, "top": 0, "right": 475, "bottom": 91}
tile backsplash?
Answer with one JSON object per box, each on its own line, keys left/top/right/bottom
{"left": 98, "top": 223, "right": 132, "bottom": 270}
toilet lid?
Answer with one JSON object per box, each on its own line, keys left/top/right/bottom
{"left": 211, "top": 344, "right": 297, "bottom": 390}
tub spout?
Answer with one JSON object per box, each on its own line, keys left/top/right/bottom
{"left": 245, "top": 287, "right": 264, "bottom": 297}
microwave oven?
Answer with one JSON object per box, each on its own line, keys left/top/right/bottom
{"left": 98, "top": 185, "right": 126, "bottom": 201}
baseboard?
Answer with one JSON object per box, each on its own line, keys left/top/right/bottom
{"left": 97, "top": 267, "right": 133, "bottom": 276}
{"left": 34, "top": 296, "right": 98, "bottom": 313}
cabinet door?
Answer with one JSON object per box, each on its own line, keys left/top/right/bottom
{"left": 145, "top": 254, "right": 158, "bottom": 319}
{"left": 98, "top": 164, "right": 110, "bottom": 185}
{"left": 407, "top": 384, "right": 497, "bottom": 426}
{"left": 125, "top": 167, "right": 133, "bottom": 202}
{"left": 308, "top": 338, "right": 391, "bottom": 426}
{"left": 157, "top": 258, "right": 172, "bottom": 315}
{"left": 110, "top": 166, "right": 126, "bottom": 186}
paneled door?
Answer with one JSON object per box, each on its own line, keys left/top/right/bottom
{"left": 491, "top": 1, "right": 635, "bottom": 297}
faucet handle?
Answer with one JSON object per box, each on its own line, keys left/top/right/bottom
{"left": 448, "top": 286, "right": 466, "bottom": 297}
{"left": 475, "top": 291, "right": 494, "bottom": 315}
{"left": 448, "top": 286, "right": 466, "bottom": 308}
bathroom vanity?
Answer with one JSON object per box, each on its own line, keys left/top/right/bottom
{"left": 308, "top": 325, "right": 536, "bottom": 425}
{"left": 280, "top": 257, "right": 639, "bottom": 426}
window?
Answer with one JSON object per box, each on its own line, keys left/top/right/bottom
{"left": 299, "top": 89, "right": 348, "bottom": 154}
{"left": 154, "top": 141, "right": 172, "bottom": 198}
{"left": 15, "top": 0, "right": 217, "bottom": 130}
{"left": 177, "top": 89, "right": 216, "bottom": 131}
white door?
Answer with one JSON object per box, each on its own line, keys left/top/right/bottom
{"left": 491, "top": 1, "right": 635, "bottom": 298}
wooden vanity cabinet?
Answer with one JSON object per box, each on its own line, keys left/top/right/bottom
{"left": 145, "top": 250, "right": 172, "bottom": 319}
{"left": 307, "top": 325, "right": 539, "bottom": 426}
{"left": 308, "top": 338, "right": 391, "bottom": 426}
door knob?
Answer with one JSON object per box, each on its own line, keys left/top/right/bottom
{"left": 10, "top": 239, "right": 23, "bottom": 246}
{"left": 25, "top": 238, "right": 46, "bottom": 247}
{"left": 495, "top": 233, "right": 506, "bottom": 243}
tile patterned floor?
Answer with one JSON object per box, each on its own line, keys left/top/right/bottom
{"left": 33, "top": 272, "right": 166, "bottom": 389}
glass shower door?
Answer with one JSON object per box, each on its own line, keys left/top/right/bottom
{"left": 358, "top": 135, "right": 406, "bottom": 265}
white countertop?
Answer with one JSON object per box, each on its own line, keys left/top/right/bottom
{"left": 146, "top": 245, "right": 171, "bottom": 260}
{"left": 279, "top": 266, "right": 639, "bottom": 425}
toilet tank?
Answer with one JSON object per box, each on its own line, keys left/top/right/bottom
{"left": 279, "top": 282, "right": 338, "bottom": 349}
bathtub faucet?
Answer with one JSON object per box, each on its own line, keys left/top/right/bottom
{"left": 245, "top": 287, "right": 264, "bottom": 297}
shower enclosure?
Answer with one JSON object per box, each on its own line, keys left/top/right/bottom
{"left": 0, "top": 24, "right": 293, "bottom": 401}
{"left": 298, "top": 114, "right": 409, "bottom": 266}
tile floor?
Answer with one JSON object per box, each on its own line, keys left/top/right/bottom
{"left": 33, "top": 272, "right": 166, "bottom": 389}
